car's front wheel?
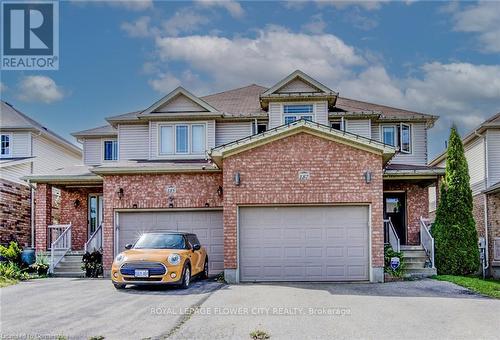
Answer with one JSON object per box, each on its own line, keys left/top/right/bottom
{"left": 113, "top": 283, "right": 126, "bottom": 290}
{"left": 201, "top": 257, "right": 209, "bottom": 279}
{"left": 180, "top": 264, "right": 191, "bottom": 289}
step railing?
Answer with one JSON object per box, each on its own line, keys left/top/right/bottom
{"left": 384, "top": 218, "right": 400, "bottom": 253}
{"left": 49, "top": 224, "right": 72, "bottom": 274}
{"left": 420, "top": 217, "right": 435, "bottom": 269}
{"left": 85, "top": 224, "right": 103, "bottom": 253}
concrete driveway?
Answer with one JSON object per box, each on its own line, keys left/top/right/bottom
{"left": 1, "top": 278, "right": 499, "bottom": 340}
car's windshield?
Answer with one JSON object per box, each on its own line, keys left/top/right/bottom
{"left": 133, "top": 234, "right": 186, "bottom": 249}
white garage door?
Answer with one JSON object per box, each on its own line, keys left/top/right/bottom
{"left": 117, "top": 210, "right": 223, "bottom": 275}
{"left": 239, "top": 206, "right": 369, "bottom": 282}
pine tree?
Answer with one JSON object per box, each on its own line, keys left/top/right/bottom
{"left": 432, "top": 126, "right": 480, "bottom": 275}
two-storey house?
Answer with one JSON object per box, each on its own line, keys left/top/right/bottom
{"left": 430, "top": 113, "right": 500, "bottom": 278}
{"left": 27, "top": 70, "right": 443, "bottom": 282}
{"left": 0, "top": 101, "right": 82, "bottom": 247}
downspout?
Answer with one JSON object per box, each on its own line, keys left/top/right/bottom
{"left": 28, "top": 180, "right": 36, "bottom": 249}
{"left": 475, "top": 130, "right": 489, "bottom": 270}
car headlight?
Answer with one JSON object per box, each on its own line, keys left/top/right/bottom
{"left": 168, "top": 253, "right": 181, "bottom": 265}
{"left": 114, "top": 253, "right": 126, "bottom": 263}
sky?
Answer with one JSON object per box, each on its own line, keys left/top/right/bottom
{"left": 1, "top": 0, "right": 499, "bottom": 159}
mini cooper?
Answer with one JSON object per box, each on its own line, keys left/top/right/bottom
{"left": 111, "top": 232, "right": 208, "bottom": 289}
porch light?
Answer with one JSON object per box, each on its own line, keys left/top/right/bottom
{"left": 364, "top": 171, "right": 372, "bottom": 184}
{"left": 116, "top": 187, "right": 124, "bottom": 199}
{"left": 233, "top": 172, "right": 241, "bottom": 186}
{"left": 73, "top": 199, "right": 81, "bottom": 208}
{"left": 217, "top": 186, "right": 223, "bottom": 197}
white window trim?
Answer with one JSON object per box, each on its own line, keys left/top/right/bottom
{"left": 157, "top": 121, "right": 208, "bottom": 157}
{"left": 381, "top": 125, "right": 397, "bottom": 147}
{"left": 102, "top": 139, "right": 118, "bottom": 162}
{"left": 190, "top": 124, "right": 206, "bottom": 154}
{"left": 1, "top": 133, "right": 13, "bottom": 157}
{"left": 380, "top": 123, "right": 413, "bottom": 154}
{"left": 330, "top": 117, "right": 345, "bottom": 131}
{"left": 281, "top": 103, "right": 316, "bottom": 125}
{"left": 400, "top": 123, "right": 412, "bottom": 154}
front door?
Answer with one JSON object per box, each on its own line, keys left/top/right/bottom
{"left": 88, "top": 194, "right": 103, "bottom": 237}
{"left": 383, "top": 192, "right": 406, "bottom": 245}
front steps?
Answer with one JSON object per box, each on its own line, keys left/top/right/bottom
{"left": 401, "top": 245, "right": 437, "bottom": 278}
{"left": 52, "top": 252, "right": 85, "bottom": 278}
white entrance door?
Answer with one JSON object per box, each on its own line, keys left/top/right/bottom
{"left": 88, "top": 194, "right": 103, "bottom": 237}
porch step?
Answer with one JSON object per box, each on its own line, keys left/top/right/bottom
{"left": 52, "top": 271, "right": 85, "bottom": 278}
{"left": 405, "top": 261, "right": 429, "bottom": 270}
{"left": 404, "top": 268, "right": 437, "bottom": 279}
{"left": 400, "top": 245, "right": 424, "bottom": 251}
{"left": 52, "top": 253, "right": 85, "bottom": 278}
{"left": 402, "top": 250, "right": 427, "bottom": 258}
{"left": 60, "top": 255, "right": 84, "bottom": 263}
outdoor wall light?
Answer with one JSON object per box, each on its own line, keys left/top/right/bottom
{"left": 132, "top": 204, "right": 138, "bottom": 209}
{"left": 169, "top": 203, "right": 174, "bottom": 208}
{"left": 205, "top": 202, "right": 210, "bottom": 207}
{"left": 116, "top": 187, "right": 124, "bottom": 199}
{"left": 233, "top": 172, "right": 241, "bottom": 186}
{"left": 217, "top": 186, "right": 223, "bottom": 197}
{"left": 73, "top": 199, "right": 80, "bottom": 208}
{"left": 364, "top": 171, "right": 372, "bottom": 184}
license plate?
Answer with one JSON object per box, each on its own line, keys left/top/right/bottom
{"left": 134, "top": 269, "right": 149, "bottom": 278}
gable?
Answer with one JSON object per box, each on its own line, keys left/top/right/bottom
{"left": 262, "top": 70, "right": 336, "bottom": 97}
{"left": 154, "top": 93, "right": 207, "bottom": 113}
{"left": 276, "top": 78, "right": 322, "bottom": 94}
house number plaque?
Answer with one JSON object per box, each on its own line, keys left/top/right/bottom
{"left": 298, "top": 171, "right": 310, "bottom": 181}
{"left": 166, "top": 185, "right": 176, "bottom": 195}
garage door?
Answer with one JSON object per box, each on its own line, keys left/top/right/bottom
{"left": 117, "top": 210, "right": 223, "bottom": 275}
{"left": 239, "top": 206, "right": 369, "bottom": 282}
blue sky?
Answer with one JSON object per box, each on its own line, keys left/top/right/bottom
{"left": 1, "top": 0, "right": 499, "bottom": 159}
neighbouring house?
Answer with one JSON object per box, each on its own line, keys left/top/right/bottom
{"left": 26, "top": 70, "right": 443, "bottom": 282}
{"left": 0, "top": 101, "right": 82, "bottom": 247}
{"left": 429, "top": 113, "right": 500, "bottom": 278}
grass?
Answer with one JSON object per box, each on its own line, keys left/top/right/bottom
{"left": 0, "top": 276, "right": 18, "bottom": 288}
{"left": 434, "top": 275, "right": 500, "bottom": 298}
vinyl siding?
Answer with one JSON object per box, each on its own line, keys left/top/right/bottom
{"left": 390, "top": 122, "right": 427, "bottom": 166}
{"left": 486, "top": 129, "right": 500, "bottom": 187}
{"left": 345, "top": 119, "right": 371, "bottom": 139}
{"left": 0, "top": 162, "right": 31, "bottom": 185}
{"left": 11, "top": 132, "right": 31, "bottom": 157}
{"left": 150, "top": 120, "right": 215, "bottom": 160}
{"left": 83, "top": 138, "right": 102, "bottom": 165}
{"left": 315, "top": 102, "right": 328, "bottom": 126}
{"left": 277, "top": 79, "right": 319, "bottom": 93}
{"left": 371, "top": 123, "right": 380, "bottom": 141}
{"left": 32, "top": 135, "right": 81, "bottom": 174}
{"left": 118, "top": 124, "right": 149, "bottom": 160}
{"left": 215, "top": 121, "right": 252, "bottom": 146}
{"left": 268, "top": 103, "right": 282, "bottom": 129}
{"left": 464, "top": 137, "right": 486, "bottom": 195}
{"left": 155, "top": 94, "right": 205, "bottom": 112}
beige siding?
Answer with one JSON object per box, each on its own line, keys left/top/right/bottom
{"left": 315, "top": 102, "right": 328, "bottom": 126}
{"left": 371, "top": 122, "right": 380, "bottom": 141}
{"left": 118, "top": 124, "right": 149, "bottom": 160}
{"left": 345, "top": 119, "right": 371, "bottom": 139}
{"left": 390, "top": 122, "right": 427, "bottom": 165}
{"left": 487, "top": 129, "right": 500, "bottom": 187}
{"left": 277, "top": 79, "right": 319, "bottom": 93}
{"left": 155, "top": 94, "right": 205, "bottom": 113}
{"left": 268, "top": 103, "right": 282, "bottom": 129}
{"left": 465, "top": 137, "right": 486, "bottom": 194}
{"left": 11, "top": 132, "right": 31, "bottom": 157}
{"left": 83, "top": 138, "right": 102, "bottom": 165}
{"left": 215, "top": 121, "right": 252, "bottom": 146}
{"left": 32, "top": 135, "right": 81, "bottom": 174}
{"left": 0, "top": 162, "right": 31, "bottom": 185}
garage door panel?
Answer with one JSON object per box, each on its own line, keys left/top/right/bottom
{"left": 118, "top": 210, "right": 223, "bottom": 275}
{"left": 239, "top": 206, "right": 369, "bottom": 282}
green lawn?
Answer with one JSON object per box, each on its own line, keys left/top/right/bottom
{"left": 434, "top": 275, "right": 500, "bottom": 298}
{"left": 0, "top": 276, "right": 18, "bottom": 288}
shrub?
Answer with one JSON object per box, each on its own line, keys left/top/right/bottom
{"left": 0, "top": 262, "right": 29, "bottom": 280}
{"left": 0, "top": 242, "right": 22, "bottom": 265}
{"left": 30, "top": 253, "right": 49, "bottom": 276}
{"left": 82, "top": 250, "right": 103, "bottom": 278}
{"left": 432, "top": 127, "right": 480, "bottom": 275}
{"left": 384, "top": 244, "right": 406, "bottom": 277}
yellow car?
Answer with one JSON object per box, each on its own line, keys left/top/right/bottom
{"left": 111, "top": 232, "right": 208, "bottom": 289}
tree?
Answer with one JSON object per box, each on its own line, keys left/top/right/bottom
{"left": 432, "top": 126, "right": 480, "bottom": 275}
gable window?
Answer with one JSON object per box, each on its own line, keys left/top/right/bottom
{"left": 1, "top": 134, "right": 11, "bottom": 157}
{"left": 382, "top": 123, "right": 411, "bottom": 153}
{"left": 159, "top": 123, "right": 207, "bottom": 156}
{"left": 283, "top": 104, "right": 313, "bottom": 124}
{"left": 103, "top": 140, "right": 118, "bottom": 161}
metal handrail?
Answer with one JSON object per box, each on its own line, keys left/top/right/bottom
{"left": 420, "top": 217, "right": 435, "bottom": 269}
{"left": 384, "top": 218, "right": 400, "bottom": 253}
{"left": 85, "top": 224, "right": 103, "bottom": 253}
{"left": 49, "top": 224, "right": 72, "bottom": 274}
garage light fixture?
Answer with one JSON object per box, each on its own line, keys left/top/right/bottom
{"left": 217, "top": 186, "right": 223, "bottom": 197}
{"left": 73, "top": 199, "right": 80, "bottom": 208}
{"left": 364, "top": 171, "right": 372, "bottom": 184}
{"left": 234, "top": 172, "right": 241, "bottom": 186}
{"left": 116, "top": 188, "right": 124, "bottom": 199}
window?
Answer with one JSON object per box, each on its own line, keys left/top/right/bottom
{"left": 1, "top": 134, "right": 11, "bottom": 156}
{"left": 331, "top": 118, "right": 344, "bottom": 131}
{"left": 283, "top": 104, "right": 314, "bottom": 124}
{"left": 103, "top": 140, "right": 118, "bottom": 161}
{"left": 253, "top": 122, "right": 267, "bottom": 135}
{"left": 382, "top": 124, "right": 411, "bottom": 153}
{"left": 159, "top": 123, "right": 207, "bottom": 156}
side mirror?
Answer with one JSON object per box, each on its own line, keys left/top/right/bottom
{"left": 192, "top": 244, "right": 201, "bottom": 251}
{"left": 125, "top": 244, "right": 133, "bottom": 250}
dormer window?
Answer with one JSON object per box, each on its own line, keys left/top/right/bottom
{"left": 1, "top": 134, "right": 11, "bottom": 157}
{"left": 103, "top": 140, "right": 118, "bottom": 161}
{"left": 283, "top": 104, "right": 314, "bottom": 124}
{"left": 382, "top": 123, "right": 411, "bottom": 153}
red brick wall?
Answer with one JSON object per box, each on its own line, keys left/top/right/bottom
{"left": 487, "top": 192, "right": 500, "bottom": 267}
{"left": 383, "top": 181, "right": 429, "bottom": 245}
{"left": 222, "top": 132, "right": 384, "bottom": 269}
{"left": 59, "top": 187, "right": 102, "bottom": 250}
{"left": 0, "top": 179, "right": 31, "bottom": 247}
{"left": 35, "top": 184, "right": 52, "bottom": 250}
{"left": 102, "top": 173, "right": 223, "bottom": 269}
{"left": 473, "top": 194, "right": 486, "bottom": 238}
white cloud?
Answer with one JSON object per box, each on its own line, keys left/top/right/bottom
{"left": 105, "top": 0, "right": 153, "bottom": 11}
{"left": 196, "top": 0, "right": 244, "bottom": 18}
{"left": 17, "top": 76, "right": 65, "bottom": 104}
{"left": 301, "top": 14, "right": 327, "bottom": 34}
{"left": 162, "top": 8, "right": 210, "bottom": 36}
{"left": 451, "top": 1, "right": 500, "bottom": 53}
{"left": 0, "top": 82, "right": 6, "bottom": 93}
{"left": 121, "top": 16, "right": 153, "bottom": 37}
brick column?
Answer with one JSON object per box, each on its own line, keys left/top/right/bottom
{"left": 35, "top": 184, "right": 52, "bottom": 251}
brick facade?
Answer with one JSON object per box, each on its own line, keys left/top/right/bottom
{"left": 222, "top": 133, "right": 384, "bottom": 270}
{"left": 487, "top": 192, "right": 500, "bottom": 273}
{"left": 35, "top": 184, "right": 52, "bottom": 250}
{"left": 0, "top": 179, "right": 31, "bottom": 247}
{"left": 101, "top": 173, "right": 223, "bottom": 269}
{"left": 383, "top": 181, "right": 430, "bottom": 245}
{"left": 473, "top": 194, "right": 486, "bottom": 238}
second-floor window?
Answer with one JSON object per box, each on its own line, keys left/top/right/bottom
{"left": 382, "top": 123, "right": 411, "bottom": 153}
{"left": 283, "top": 104, "right": 313, "bottom": 124}
{"left": 160, "top": 123, "right": 206, "bottom": 155}
{"left": 1, "top": 134, "right": 11, "bottom": 157}
{"left": 103, "top": 140, "right": 118, "bottom": 161}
